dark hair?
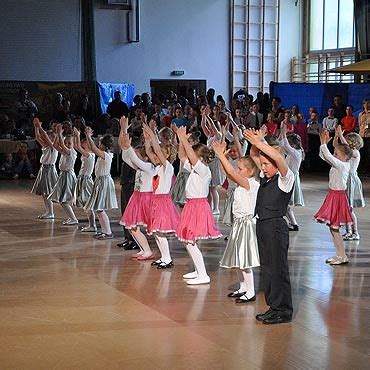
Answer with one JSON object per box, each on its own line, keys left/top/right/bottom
{"left": 272, "top": 96, "right": 281, "bottom": 104}
{"left": 287, "top": 133, "right": 303, "bottom": 151}
{"left": 100, "top": 134, "right": 114, "bottom": 150}
{"left": 346, "top": 104, "right": 354, "bottom": 110}
{"left": 193, "top": 143, "right": 214, "bottom": 164}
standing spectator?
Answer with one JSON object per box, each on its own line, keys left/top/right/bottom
{"left": 332, "top": 95, "right": 346, "bottom": 122}
{"left": 322, "top": 107, "right": 338, "bottom": 136}
{"left": 75, "top": 94, "right": 93, "bottom": 122}
{"left": 340, "top": 105, "right": 357, "bottom": 134}
{"left": 293, "top": 113, "right": 308, "bottom": 152}
{"left": 12, "top": 141, "right": 36, "bottom": 179}
{"left": 130, "top": 107, "right": 144, "bottom": 136}
{"left": 53, "top": 93, "right": 65, "bottom": 122}
{"left": 107, "top": 91, "right": 129, "bottom": 119}
{"left": 271, "top": 96, "right": 284, "bottom": 122}
{"left": 290, "top": 105, "right": 300, "bottom": 124}
{"left": 171, "top": 107, "right": 188, "bottom": 127}
{"left": 162, "top": 104, "right": 174, "bottom": 127}
{"left": 0, "top": 153, "right": 15, "bottom": 179}
{"left": 16, "top": 88, "right": 38, "bottom": 136}
{"left": 281, "top": 110, "right": 294, "bottom": 134}
{"left": 244, "top": 102, "right": 263, "bottom": 129}
{"left": 358, "top": 99, "right": 370, "bottom": 173}
{"left": 141, "top": 92, "right": 153, "bottom": 116}
{"left": 306, "top": 111, "right": 322, "bottom": 171}
{"left": 264, "top": 112, "right": 279, "bottom": 137}
{"left": 129, "top": 95, "right": 142, "bottom": 119}
{"left": 206, "top": 88, "right": 216, "bottom": 108}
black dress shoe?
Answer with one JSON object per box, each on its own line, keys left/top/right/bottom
{"left": 235, "top": 295, "right": 256, "bottom": 303}
{"left": 117, "top": 239, "right": 130, "bottom": 248}
{"left": 157, "top": 261, "right": 174, "bottom": 269}
{"left": 123, "top": 241, "right": 139, "bottom": 250}
{"left": 262, "top": 312, "right": 292, "bottom": 325}
{"left": 151, "top": 259, "right": 162, "bottom": 266}
{"left": 256, "top": 308, "right": 275, "bottom": 322}
{"left": 227, "top": 290, "right": 246, "bottom": 298}
{"left": 288, "top": 224, "right": 299, "bottom": 231}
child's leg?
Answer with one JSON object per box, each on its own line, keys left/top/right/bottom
{"left": 24, "top": 159, "right": 34, "bottom": 175}
{"left": 185, "top": 242, "right": 209, "bottom": 281}
{"left": 351, "top": 211, "right": 358, "bottom": 235}
{"left": 286, "top": 206, "right": 298, "bottom": 226}
{"left": 42, "top": 194, "right": 54, "bottom": 216}
{"left": 96, "top": 210, "right": 111, "bottom": 234}
{"left": 87, "top": 210, "right": 96, "bottom": 228}
{"left": 14, "top": 160, "right": 24, "bottom": 176}
{"left": 330, "top": 228, "right": 347, "bottom": 258}
{"left": 131, "top": 227, "right": 152, "bottom": 256}
{"left": 61, "top": 202, "right": 77, "bottom": 221}
{"left": 241, "top": 268, "right": 255, "bottom": 299}
{"left": 154, "top": 234, "right": 172, "bottom": 263}
{"left": 209, "top": 186, "right": 219, "bottom": 213}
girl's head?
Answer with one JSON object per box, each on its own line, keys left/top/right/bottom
{"left": 99, "top": 134, "right": 114, "bottom": 151}
{"left": 284, "top": 110, "right": 291, "bottom": 120}
{"left": 267, "top": 112, "right": 274, "bottom": 122}
{"left": 157, "top": 143, "right": 177, "bottom": 164}
{"left": 334, "top": 143, "right": 353, "bottom": 162}
{"left": 64, "top": 135, "right": 74, "bottom": 149}
{"left": 235, "top": 108, "right": 242, "bottom": 117}
{"left": 344, "top": 132, "right": 364, "bottom": 150}
{"left": 212, "top": 105, "right": 220, "bottom": 115}
{"left": 80, "top": 138, "right": 90, "bottom": 151}
{"left": 291, "top": 105, "right": 299, "bottom": 115}
{"left": 346, "top": 105, "right": 354, "bottom": 116}
{"left": 188, "top": 131, "right": 201, "bottom": 146}
{"left": 158, "top": 127, "right": 173, "bottom": 144}
{"left": 47, "top": 130, "right": 55, "bottom": 141}
{"left": 237, "top": 156, "right": 258, "bottom": 178}
{"left": 227, "top": 142, "right": 240, "bottom": 160}
{"left": 134, "top": 145, "right": 148, "bottom": 161}
{"left": 287, "top": 133, "right": 303, "bottom": 150}
{"left": 193, "top": 143, "right": 214, "bottom": 164}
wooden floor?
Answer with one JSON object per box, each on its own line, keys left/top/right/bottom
{"left": 0, "top": 175, "right": 369, "bottom": 370}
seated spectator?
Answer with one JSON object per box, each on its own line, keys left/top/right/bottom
{"left": 271, "top": 96, "right": 284, "bottom": 122}
{"left": 332, "top": 95, "right": 346, "bottom": 122}
{"left": 244, "top": 102, "right": 263, "bottom": 129}
{"left": 264, "top": 112, "right": 279, "bottom": 137}
{"left": 72, "top": 116, "right": 86, "bottom": 131}
{"left": 0, "top": 153, "right": 15, "bottom": 179}
{"left": 233, "top": 106, "right": 244, "bottom": 126}
{"left": 75, "top": 94, "right": 93, "bottom": 122}
{"left": 217, "top": 98, "right": 230, "bottom": 114}
{"left": 53, "top": 93, "right": 65, "bottom": 122}
{"left": 293, "top": 113, "right": 308, "bottom": 152}
{"left": 340, "top": 105, "right": 357, "bottom": 134}
{"left": 12, "top": 141, "right": 36, "bottom": 180}
{"left": 130, "top": 107, "right": 144, "bottom": 136}
{"left": 322, "top": 107, "right": 338, "bottom": 136}
{"left": 107, "top": 90, "right": 129, "bottom": 119}
{"left": 171, "top": 107, "right": 188, "bottom": 127}
{"left": 16, "top": 88, "right": 38, "bottom": 136}
{"left": 211, "top": 104, "right": 227, "bottom": 126}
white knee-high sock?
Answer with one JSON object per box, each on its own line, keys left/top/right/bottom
{"left": 185, "top": 243, "right": 208, "bottom": 278}
{"left": 131, "top": 228, "right": 152, "bottom": 256}
{"left": 61, "top": 202, "right": 77, "bottom": 221}
{"left": 154, "top": 235, "right": 172, "bottom": 263}
{"left": 241, "top": 269, "right": 255, "bottom": 298}
{"left": 351, "top": 211, "right": 358, "bottom": 233}
{"left": 87, "top": 210, "right": 96, "bottom": 228}
{"left": 42, "top": 194, "right": 54, "bottom": 215}
{"left": 97, "top": 210, "right": 111, "bottom": 234}
{"left": 286, "top": 206, "right": 298, "bottom": 226}
{"left": 330, "top": 228, "right": 346, "bottom": 258}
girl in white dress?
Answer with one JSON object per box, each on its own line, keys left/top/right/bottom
{"left": 213, "top": 141, "right": 260, "bottom": 302}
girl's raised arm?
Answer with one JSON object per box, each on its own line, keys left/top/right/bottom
{"left": 85, "top": 126, "right": 106, "bottom": 159}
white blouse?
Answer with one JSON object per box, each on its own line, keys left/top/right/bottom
{"left": 79, "top": 153, "right": 95, "bottom": 177}
{"left": 349, "top": 149, "right": 360, "bottom": 175}
{"left": 59, "top": 148, "right": 77, "bottom": 171}
{"left": 95, "top": 151, "right": 113, "bottom": 177}
{"left": 233, "top": 178, "right": 260, "bottom": 218}
{"left": 281, "top": 137, "right": 303, "bottom": 174}
{"left": 319, "top": 144, "right": 350, "bottom": 190}
{"left": 153, "top": 160, "right": 174, "bottom": 194}
{"left": 122, "top": 147, "right": 155, "bottom": 192}
{"left": 40, "top": 146, "right": 58, "bottom": 165}
{"left": 184, "top": 159, "right": 211, "bottom": 198}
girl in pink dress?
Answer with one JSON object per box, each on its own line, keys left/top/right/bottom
{"left": 175, "top": 126, "right": 222, "bottom": 285}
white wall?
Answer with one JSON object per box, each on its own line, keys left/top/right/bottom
{"left": 94, "top": 0, "right": 230, "bottom": 100}
{"left": 278, "top": 0, "right": 303, "bottom": 82}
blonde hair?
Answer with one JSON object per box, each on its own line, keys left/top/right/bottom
{"left": 193, "top": 143, "right": 214, "bottom": 164}
{"left": 344, "top": 132, "right": 364, "bottom": 150}
{"left": 239, "top": 156, "right": 258, "bottom": 176}
{"left": 160, "top": 143, "right": 177, "bottom": 163}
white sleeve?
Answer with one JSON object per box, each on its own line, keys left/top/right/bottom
{"left": 121, "top": 148, "right": 136, "bottom": 169}
{"left": 278, "top": 168, "right": 295, "bottom": 193}
{"left": 183, "top": 159, "right": 192, "bottom": 172}
{"left": 281, "top": 137, "right": 298, "bottom": 158}
{"left": 319, "top": 144, "right": 345, "bottom": 169}
{"left": 240, "top": 139, "right": 248, "bottom": 156}
{"left": 127, "top": 147, "right": 153, "bottom": 173}
{"left": 193, "top": 160, "right": 210, "bottom": 178}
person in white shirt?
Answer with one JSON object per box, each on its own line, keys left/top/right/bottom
{"left": 322, "top": 107, "right": 338, "bottom": 135}
{"left": 142, "top": 122, "right": 180, "bottom": 269}
{"left": 73, "top": 128, "right": 96, "bottom": 232}
{"left": 31, "top": 118, "right": 58, "bottom": 219}
{"left": 213, "top": 141, "right": 260, "bottom": 303}
{"left": 119, "top": 116, "right": 156, "bottom": 260}
{"left": 48, "top": 124, "right": 78, "bottom": 225}
{"left": 84, "top": 128, "right": 118, "bottom": 239}
{"left": 176, "top": 126, "right": 222, "bottom": 285}
{"left": 314, "top": 129, "right": 353, "bottom": 265}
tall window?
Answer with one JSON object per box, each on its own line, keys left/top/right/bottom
{"left": 309, "top": 0, "right": 355, "bottom": 52}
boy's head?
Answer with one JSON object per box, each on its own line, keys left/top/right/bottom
{"left": 259, "top": 145, "right": 285, "bottom": 178}
{"left": 227, "top": 142, "right": 240, "bottom": 160}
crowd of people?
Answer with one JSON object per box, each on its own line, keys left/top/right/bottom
{"left": 22, "top": 84, "right": 366, "bottom": 325}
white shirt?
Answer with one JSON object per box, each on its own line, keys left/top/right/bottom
{"left": 322, "top": 117, "right": 338, "bottom": 132}
{"left": 349, "top": 149, "right": 360, "bottom": 175}
{"left": 122, "top": 147, "right": 155, "bottom": 192}
{"left": 233, "top": 178, "right": 260, "bottom": 218}
{"left": 153, "top": 160, "right": 174, "bottom": 194}
{"left": 280, "top": 137, "right": 303, "bottom": 174}
{"left": 59, "top": 148, "right": 77, "bottom": 171}
{"left": 319, "top": 144, "right": 350, "bottom": 190}
{"left": 79, "top": 153, "right": 95, "bottom": 176}
{"left": 259, "top": 168, "right": 295, "bottom": 193}
{"left": 40, "top": 146, "right": 58, "bottom": 165}
{"left": 95, "top": 151, "right": 113, "bottom": 177}
{"left": 184, "top": 159, "right": 211, "bottom": 198}
{"left": 307, "top": 121, "right": 321, "bottom": 135}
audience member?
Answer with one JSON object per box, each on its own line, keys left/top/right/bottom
{"left": 107, "top": 91, "right": 129, "bottom": 119}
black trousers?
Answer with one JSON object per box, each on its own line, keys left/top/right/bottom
{"left": 256, "top": 217, "right": 293, "bottom": 316}
{"left": 120, "top": 183, "right": 135, "bottom": 240}
{"left": 359, "top": 137, "right": 370, "bottom": 173}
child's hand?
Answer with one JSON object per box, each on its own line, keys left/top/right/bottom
{"left": 319, "top": 129, "right": 331, "bottom": 144}
{"left": 33, "top": 118, "right": 41, "bottom": 128}
{"left": 149, "top": 119, "right": 157, "bottom": 131}
{"left": 73, "top": 127, "right": 80, "bottom": 136}
{"left": 336, "top": 125, "right": 343, "bottom": 137}
{"left": 119, "top": 116, "right": 129, "bottom": 130}
{"left": 140, "top": 112, "right": 147, "bottom": 125}
{"left": 244, "top": 128, "right": 263, "bottom": 145}
{"left": 260, "top": 124, "right": 268, "bottom": 138}
{"left": 121, "top": 133, "right": 131, "bottom": 149}
{"left": 280, "top": 124, "right": 287, "bottom": 137}
{"left": 212, "top": 141, "right": 227, "bottom": 156}
{"left": 202, "top": 105, "right": 210, "bottom": 116}
{"left": 176, "top": 125, "right": 187, "bottom": 138}
{"left": 171, "top": 123, "right": 178, "bottom": 134}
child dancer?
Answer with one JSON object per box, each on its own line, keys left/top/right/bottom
{"left": 118, "top": 117, "right": 155, "bottom": 260}
{"left": 334, "top": 126, "right": 365, "bottom": 241}
{"left": 31, "top": 118, "right": 58, "bottom": 219}
{"left": 279, "top": 124, "right": 305, "bottom": 231}
{"left": 213, "top": 141, "right": 260, "bottom": 302}
{"left": 176, "top": 126, "right": 222, "bottom": 285}
{"left": 244, "top": 128, "right": 295, "bottom": 325}
{"left": 314, "top": 129, "right": 353, "bottom": 265}
{"left": 143, "top": 122, "right": 180, "bottom": 268}
{"left": 48, "top": 124, "right": 78, "bottom": 225}
{"left": 84, "top": 127, "right": 118, "bottom": 239}
{"left": 73, "top": 128, "right": 96, "bottom": 232}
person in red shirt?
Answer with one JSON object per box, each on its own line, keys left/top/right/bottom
{"left": 264, "top": 112, "right": 279, "bottom": 137}
{"left": 340, "top": 105, "right": 357, "bottom": 134}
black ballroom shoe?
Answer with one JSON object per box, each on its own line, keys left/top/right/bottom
{"left": 255, "top": 308, "right": 275, "bottom": 322}
{"left": 288, "top": 224, "right": 299, "bottom": 232}
{"left": 235, "top": 295, "right": 256, "bottom": 303}
{"left": 227, "top": 290, "right": 246, "bottom": 298}
{"left": 117, "top": 239, "right": 131, "bottom": 248}
{"left": 157, "top": 261, "right": 174, "bottom": 269}
{"left": 262, "top": 312, "right": 292, "bottom": 325}
{"left": 123, "top": 241, "right": 139, "bottom": 250}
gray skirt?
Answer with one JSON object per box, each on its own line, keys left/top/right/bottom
{"left": 84, "top": 175, "right": 118, "bottom": 211}
{"left": 220, "top": 216, "right": 260, "bottom": 269}
{"left": 221, "top": 187, "right": 235, "bottom": 225}
{"left": 31, "top": 164, "right": 58, "bottom": 196}
{"left": 48, "top": 170, "right": 77, "bottom": 203}
{"left": 76, "top": 174, "right": 94, "bottom": 208}
{"left": 347, "top": 173, "right": 365, "bottom": 208}
{"left": 289, "top": 172, "right": 304, "bottom": 206}
{"left": 209, "top": 157, "right": 226, "bottom": 186}
{"left": 171, "top": 170, "right": 190, "bottom": 205}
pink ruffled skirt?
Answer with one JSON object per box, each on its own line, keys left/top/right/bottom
{"left": 176, "top": 198, "right": 222, "bottom": 244}
{"left": 147, "top": 193, "right": 180, "bottom": 234}
{"left": 120, "top": 191, "right": 152, "bottom": 229}
{"left": 314, "top": 189, "right": 353, "bottom": 230}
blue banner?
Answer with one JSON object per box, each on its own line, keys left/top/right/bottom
{"left": 97, "top": 82, "right": 135, "bottom": 113}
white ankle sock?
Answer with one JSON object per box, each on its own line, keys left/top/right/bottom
{"left": 185, "top": 243, "right": 208, "bottom": 278}
{"left": 154, "top": 235, "right": 172, "bottom": 263}
{"left": 97, "top": 210, "right": 111, "bottom": 234}
{"left": 61, "top": 202, "right": 77, "bottom": 221}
